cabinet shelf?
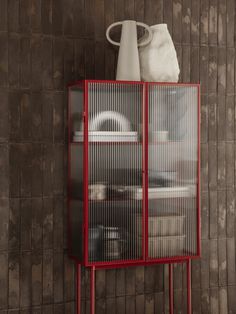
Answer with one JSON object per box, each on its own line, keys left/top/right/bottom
{"left": 70, "top": 141, "right": 142, "bottom": 145}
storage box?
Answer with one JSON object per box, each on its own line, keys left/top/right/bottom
{"left": 136, "top": 214, "right": 185, "bottom": 237}
{"left": 148, "top": 235, "right": 186, "bottom": 258}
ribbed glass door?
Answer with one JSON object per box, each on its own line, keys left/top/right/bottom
{"left": 147, "top": 84, "right": 199, "bottom": 259}
{"left": 87, "top": 82, "right": 144, "bottom": 263}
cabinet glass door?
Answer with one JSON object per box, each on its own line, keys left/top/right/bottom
{"left": 87, "top": 82, "right": 144, "bottom": 264}
{"left": 147, "top": 84, "right": 199, "bottom": 259}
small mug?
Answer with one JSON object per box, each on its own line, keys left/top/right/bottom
{"left": 152, "top": 131, "right": 169, "bottom": 142}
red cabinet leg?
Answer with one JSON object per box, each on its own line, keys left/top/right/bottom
{"left": 187, "top": 260, "right": 192, "bottom": 314}
{"left": 90, "top": 266, "right": 95, "bottom": 314}
{"left": 77, "top": 264, "right": 81, "bottom": 314}
{"left": 169, "top": 264, "right": 174, "bottom": 314}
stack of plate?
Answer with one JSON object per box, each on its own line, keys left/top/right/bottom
{"left": 73, "top": 131, "right": 138, "bottom": 142}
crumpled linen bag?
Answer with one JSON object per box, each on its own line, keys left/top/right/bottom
{"left": 139, "top": 24, "right": 180, "bottom": 82}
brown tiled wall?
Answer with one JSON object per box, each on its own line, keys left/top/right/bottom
{"left": 0, "top": 0, "right": 235, "bottom": 313}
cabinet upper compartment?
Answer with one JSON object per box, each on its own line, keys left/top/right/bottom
{"left": 68, "top": 80, "right": 199, "bottom": 145}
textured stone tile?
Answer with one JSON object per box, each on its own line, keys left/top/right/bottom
{"left": 31, "top": 145, "right": 43, "bottom": 197}
{"left": 226, "top": 96, "right": 234, "bottom": 141}
{"left": 105, "top": 269, "right": 116, "bottom": 298}
{"left": 53, "top": 38, "right": 64, "bottom": 90}
{"left": 0, "top": 145, "right": 9, "bottom": 198}
{"left": 20, "top": 251, "right": 31, "bottom": 308}
{"left": 31, "top": 93, "right": 42, "bottom": 142}
{"left": 8, "top": 35, "right": 20, "bottom": 88}
{"left": 0, "top": 0, "right": 7, "bottom": 31}
{"left": 172, "top": 0, "right": 182, "bottom": 44}
{"left": 208, "top": 47, "right": 217, "bottom": 93}
{"left": 0, "top": 33, "right": 8, "bottom": 87}
{"left": 19, "top": 0, "right": 30, "bottom": 33}
{"left": 8, "top": 0, "right": 20, "bottom": 32}
{"left": 226, "top": 143, "right": 234, "bottom": 189}
{"left": 20, "top": 37, "right": 30, "bottom": 88}
{"left": 227, "top": 0, "right": 235, "bottom": 47}
{"left": 219, "top": 287, "right": 228, "bottom": 314}
{"left": 0, "top": 252, "right": 8, "bottom": 309}
{"left": 31, "top": 36, "right": 43, "bottom": 91}
{"left": 210, "top": 239, "right": 218, "bottom": 287}
{"left": 192, "top": 289, "right": 201, "bottom": 314}
{"left": 217, "top": 143, "right": 226, "bottom": 189}
{"left": 144, "top": 0, "right": 162, "bottom": 24}
{"left": 218, "top": 238, "right": 227, "bottom": 286}
{"left": 9, "top": 92, "right": 21, "bottom": 142}
{"left": 210, "top": 287, "right": 219, "bottom": 314}
{"left": 9, "top": 198, "right": 20, "bottom": 251}
{"left": 64, "top": 39, "right": 75, "bottom": 86}
{"left": 228, "top": 286, "right": 236, "bottom": 313}
{"left": 53, "top": 144, "right": 64, "bottom": 195}
{"left": 20, "top": 93, "right": 31, "bottom": 142}
{"left": 191, "top": 0, "right": 200, "bottom": 45}
{"left": 0, "top": 91, "right": 9, "bottom": 143}
{"left": 31, "top": 0, "right": 41, "bottom": 33}
{"left": 135, "top": 294, "right": 145, "bottom": 314}
{"left": 201, "top": 289, "right": 210, "bottom": 314}
{"left": 201, "top": 192, "right": 209, "bottom": 239}
{"left": 208, "top": 95, "right": 217, "bottom": 142}
{"left": 20, "top": 147, "right": 33, "bottom": 197}
{"left": 201, "top": 240, "right": 210, "bottom": 289}
{"left": 41, "top": 0, "right": 52, "bottom": 34}
{"left": 64, "top": 254, "right": 75, "bottom": 302}
{"left": 53, "top": 197, "right": 63, "bottom": 250}
{"left": 209, "top": 0, "right": 218, "bottom": 45}
{"left": 218, "top": 47, "right": 226, "bottom": 94}
{"left": 0, "top": 198, "right": 9, "bottom": 251}
{"left": 191, "top": 46, "right": 200, "bottom": 83}
{"left": 42, "top": 37, "right": 53, "bottom": 90}
{"left": 200, "top": 47, "right": 209, "bottom": 94}
{"left": 32, "top": 253, "right": 42, "bottom": 306}
{"left": 42, "top": 250, "right": 53, "bottom": 304}
{"left": 227, "top": 238, "right": 236, "bottom": 285}
{"left": 53, "top": 92, "right": 64, "bottom": 142}
{"left": 53, "top": 252, "right": 63, "bottom": 303}
{"left": 217, "top": 95, "right": 225, "bottom": 142}
{"left": 52, "top": 0, "right": 63, "bottom": 35}
{"left": 208, "top": 143, "right": 217, "bottom": 190}
{"left": 32, "top": 198, "right": 43, "bottom": 250}
{"left": 226, "top": 190, "right": 235, "bottom": 238}
{"left": 20, "top": 198, "right": 32, "bottom": 250}
{"left": 201, "top": 143, "right": 208, "bottom": 191}
{"left": 218, "top": 190, "right": 226, "bottom": 238}
{"left": 226, "top": 48, "right": 235, "bottom": 94}
{"left": 218, "top": 0, "right": 227, "bottom": 46}
{"left": 182, "top": 0, "right": 191, "bottom": 44}
{"left": 43, "top": 197, "right": 53, "bottom": 249}
{"left": 8, "top": 252, "right": 20, "bottom": 309}
{"left": 95, "top": 42, "right": 105, "bottom": 79}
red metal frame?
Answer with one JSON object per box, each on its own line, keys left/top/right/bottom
{"left": 187, "top": 259, "right": 192, "bottom": 314}
{"left": 90, "top": 266, "right": 95, "bottom": 314}
{"left": 68, "top": 79, "right": 201, "bottom": 266}
{"left": 84, "top": 80, "right": 89, "bottom": 265}
{"left": 169, "top": 264, "right": 174, "bottom": 314}
{"left": 77, "top": 264, "right": 81, "bottom": 314}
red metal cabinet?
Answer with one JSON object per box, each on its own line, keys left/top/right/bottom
{"left": 68, "top": 80, "right": 200, "bottom": 267}
{"left": 68, "top": 80, "right": 200, "bottom": 313}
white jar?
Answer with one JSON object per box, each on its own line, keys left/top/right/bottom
{"left": 139, "top": 24, "right": 180, "bottom": 82}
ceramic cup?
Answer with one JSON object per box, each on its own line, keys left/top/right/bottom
{"left": 152, "top": 130, "right": 168, "bottom": 142}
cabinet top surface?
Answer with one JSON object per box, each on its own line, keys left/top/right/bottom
{"left": 68, "top": 79, "right": 200, "bottom": 88}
